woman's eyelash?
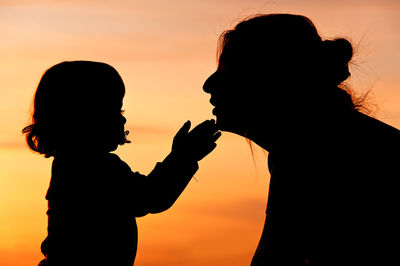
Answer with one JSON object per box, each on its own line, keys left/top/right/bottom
{"left": 120, "top": 110, "right": 125, "bottom": 114}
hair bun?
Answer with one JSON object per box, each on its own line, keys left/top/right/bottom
{"left": 322, "top": 38, "right": 353, "bottom": 85}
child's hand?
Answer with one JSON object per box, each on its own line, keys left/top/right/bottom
{"left": 172, "top": 120, "right": 221, "bottom": 161}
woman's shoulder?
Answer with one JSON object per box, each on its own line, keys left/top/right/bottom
{"left": 348, "top": 112, "right": 400, "bottom": 170}
{"left": 353, "top": 112, "right": 400, "bottom": 144}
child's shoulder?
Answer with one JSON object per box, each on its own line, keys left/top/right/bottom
{"left": 105, "top": 152, "right": 121, "bottom": 162}
{"left": 105, "top": 153, "right": 134, "bottom": 173}
{"left": 53, "top": 152, "right": 132, "bottom": 173}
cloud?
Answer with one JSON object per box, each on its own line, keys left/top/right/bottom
{"left": 127, "top": 124, "right": 172, "bottom": 135}
{"left": 0, "top": 140, "right": 26, "bottom": 150}
{"left": 183, "top": 196, "right": 267, "bottom": 222}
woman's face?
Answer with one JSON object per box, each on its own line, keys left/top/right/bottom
{"left": 203, "top": 43, "right": 272, "bottom": 135}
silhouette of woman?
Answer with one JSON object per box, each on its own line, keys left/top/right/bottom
{"left": 23, "top": 61, "right": 220, "bottom": 265}
{"left": 203, "top": 14, "right": 400, "bottom": 265}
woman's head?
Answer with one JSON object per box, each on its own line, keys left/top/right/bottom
{"left": 203, "top": 14, "right": 356, "bottom": 138}
{"left": 22, "top": 61, "right": 128, "bottom": 157}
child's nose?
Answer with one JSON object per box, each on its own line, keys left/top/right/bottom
{"left": 121, "top": 115, "right": 127, "bottom": 124}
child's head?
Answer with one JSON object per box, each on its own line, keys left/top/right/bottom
{"left": 22, "top": 61, "right": 129, "bottom": 157}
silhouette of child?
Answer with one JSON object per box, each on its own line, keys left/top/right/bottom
{"left": 22, "top": 61, "right": 221, "bottom": 266}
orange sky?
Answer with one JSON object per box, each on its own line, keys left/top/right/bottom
{"left": 1, "top": 0, "right": 400, "bottom": 265}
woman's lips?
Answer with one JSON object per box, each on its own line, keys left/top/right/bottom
{"left": 209, "top": 97, "right": 217, "bottom": 106}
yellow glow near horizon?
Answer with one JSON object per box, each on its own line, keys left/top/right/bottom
{"left": 1, "top": 1, "right": 399, "bottom": 265}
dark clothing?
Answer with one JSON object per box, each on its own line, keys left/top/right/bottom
{"left": 252, "top": 111, "right": 400, "bottom": 265}
{"left": 39, "top": 152, "right": 198, "bottom": 266}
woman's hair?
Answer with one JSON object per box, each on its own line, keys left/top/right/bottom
{"left": 217, "top": 14, "right": 367, "bottom": 113}
{"left": 22, "top": 61, "right": 126, "bottom": 157}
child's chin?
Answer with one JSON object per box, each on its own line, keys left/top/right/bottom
{"left": 101, "top": 142, "right": 118, "bottom": 153}
{"left": 108, "top": 143, "right": 119, "bottom": 152}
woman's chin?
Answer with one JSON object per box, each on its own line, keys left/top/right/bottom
{"left": 215, "top": 115, "right": 248, "bottom": 137}
{"left": 215, "top": 115, "right": 225, "bottom": 130}
{"left": 216, "top": 117, "right": 237, "bottom": 132}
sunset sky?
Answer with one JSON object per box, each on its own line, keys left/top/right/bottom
{"left": 1, "top": 0, "right": 399, "bottom": 265}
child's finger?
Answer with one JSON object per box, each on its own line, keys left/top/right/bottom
{"left": 212, "top": 131, "right": 222, "bottom": 142}
{"left": 175, "top": 120, "right": 191, "bottom": 137}
{"left": 194, "top": 120, "right": 212, "bottom": 130}
{"left": 190, "top": 119, "right": 217, "bottom": 136}
{"left": 205, "top": 142, "right": 217, "bottom": 155}
{"left": 194, "top": 142, "right": 217, "bottom": 161}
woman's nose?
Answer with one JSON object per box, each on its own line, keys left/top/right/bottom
{"left": 203, "top": 72, "right": 217, "bottom": 93}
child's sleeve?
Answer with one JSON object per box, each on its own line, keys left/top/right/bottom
{"left": 116, "top": 153, "right": 198, "bottom": 217}
{"left": 141, "top": 152, "right": 199, "bottom": 215}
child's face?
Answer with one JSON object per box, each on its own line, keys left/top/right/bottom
{"left": 33, "top": 61, "right": 129, "bottom": 155}
{"left": 99, "top": 97, "right": 127, "bottom": 152}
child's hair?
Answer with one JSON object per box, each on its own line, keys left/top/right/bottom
{"left": 22, "top": 61, "right": 127, "bottom": 157}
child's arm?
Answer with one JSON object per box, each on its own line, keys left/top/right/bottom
{"left": 136, "top": 119, "right": 221, "bottom": 216}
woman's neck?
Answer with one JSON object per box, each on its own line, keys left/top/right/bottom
{"left": 237, "top": 118, "right": 316, "bottom": 153}
{"left": 226, "top": 124, "right": 276, "bottom": 152}
{"left": 245, "top": 128, "right": 276, "bottom": 152}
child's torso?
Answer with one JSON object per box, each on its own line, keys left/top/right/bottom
{"left": 42, "top": 153, "right": 139, "bottom": 265}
